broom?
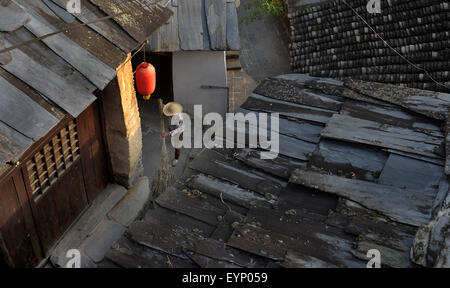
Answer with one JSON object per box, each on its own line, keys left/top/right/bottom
{"left": 151, "top": 98, "right": 177, "bottom": 200}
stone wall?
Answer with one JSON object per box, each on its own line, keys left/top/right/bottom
{"left": 288, "top": 0, "right": 450, "bottom": 92}
{"left": 100, "top": 54, "right": 144, "bottom": 188}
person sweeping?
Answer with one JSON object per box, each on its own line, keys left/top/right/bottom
{"left": 162, "top": 101, "right": 185, "bottom": 167}
{"left": 151, "top": 99, "right": 182, "bottom": 199}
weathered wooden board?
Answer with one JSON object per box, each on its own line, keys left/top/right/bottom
{"left": 385, "top": 149, "right": 445, "bottom": 166}
{"left": 254, "top": 78, "right": 343, "bottom": 111}
{"left": 43, "top": 0, "right": 127, "bottom": 68}
{"left": 321, "top": 114, "right": 443, "bottom": 159}
{"left": 144, "top": 205, "right": 215, "bottom": 239}
{"left": 178, "top": 0, "right": 204, "bottom": 50}
{"left": 0, "top": 68, "right": 65, "bottom": 120}
{"left": 149, "top": 2, "right": 180, "bottom": 52}
{"left": 445, "top": 115, "right": 450, "bottom": 175}
{"left": 0, "top": 75, "right": 58, "bottom": 141}
{"left": 50, "top": 0, "right": 137, "bottom": 52}
{"left": 186, "top": 174, "right": 271, "bottom": 209}
{"left": 210, "top": 209, "right": 246, "bottom": 243}
{"left": 227, "top": 224, "right": 290, "bottom": 261}
{"left": 234, "top": 149, "right": 306, "bottom": 180}
{"left": 0, "top": 0, "right": 29, "bottom": 32}
{"left": 234, "top": 108, "right": 323, "bottom": 143}
{"left": 0, "top": 32, "right": 96, "bottom": 117}
{"left": 245, "top": 206, "right": 366, "bottom": 269}
{"left": 242, "top": 94, "right": 335, "bottom": 124}
{"left": 341, "top": 100, "right": 443, "bottom": 137}
{"left": 156, "top": 187, "right": 227, "bottom": 226}
{"left": 190, "top": 237, "right": 267, "bottom": 268}
{"left": 305, "top": 79, "right": 393, "bottom": 106}
{"left": 189, "top": 149, "right": 284, "bottom": 196}
{"left": 226, "top": 0, "right": 240, "bottom": 50}
{"left": 281, "top": 250, "right": 338, "bottom": 268}
{"left": 0, "top": 121, "right": 32, "bottom": 164}
{"left": 105, "top": 237, "right": 195, "bottom": 268}
{"left": 353, "top": 241, "right": 413, "bottom": 268}
{"left": 310, "top": 139, "right": 389, "bottom": 181}
{"left": 344, "top": 78, "right": 450, "bottom": 120}
{"left": 432, "top": 176, "right": 450, "bottom": 216}
{"left": 16, "top": 0, "right": 116, "bottom": 89}
{"left": 2, "top": 27, "right": 95, "bottom": 93}
{"left": 186, "top": 253, "right": 240, "bottom": 268}
{"left": 127, "top": 221, "right": 196, "bottom": 259}
{"left": 290, "top": 169, "right": 434, "bottom": 227}
{"left": 205, "top": 0, "right": 227, "bottom": 50}
{"left": 378, "top": 154, "right": 443, "bottom": 195}
{"left": 89, "top": 0, "right": 174, "bottom": 44}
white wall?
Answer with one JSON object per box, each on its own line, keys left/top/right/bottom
{"left": 172, "top": 51, "right": 228, "bottom": 119}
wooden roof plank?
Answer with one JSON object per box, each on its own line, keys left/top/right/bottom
{"left": 321, "top": 114, "right": 443, "bottom": 159}
{"left": 242, "top": 94, "right": 335, "bottom": 124}
{"left": 310, "top": 139, "right": 389, "bottom": 182}
{"left": 0, "top": 75, "right": 59, "bottom": 141}
{"left": 290, "top": 169, "right": 435, "bottom": 227}
{"left": 88, "top": 0, "right": 174, "bottom": 44}
{"left": 205, "top": 0, "right": 227, "bottom": 50}
{"left": 223, "top": 117, "right": 317, "bottom": 161}
{"left": 341, "top": 100, "right": 443, "bottom": 137}
{"left": 128, "top": 221, "right": 195, "bottom": 259}
{"left": 378, "top": 153, "right": 443, "bottom": 195}
{"left": 155, "top": 187, "right": 227, "bottom": 226}
{"left": 16, "top": 0, "right": 116, "bottom": 89}
{"left": 149, "top": 2, "right": 180, "bottom": 52}
{"left": 2, "top": 27, "right": 96, "bottom": 94}
{"left": 0, "top": 68, "right": 65, "bottom": 120}
{"left": 445, "top": 115, "right": 450, "bottom": 175}
{"left": 227, "top": 224, "right": 290, "bottom": 261}
{"left": 189, "top": 237, "right": 267, "bottom": 268}
{"left": 42, "top": 0, "right": 127, "bottom": 69}
{"left": 235, "top": 108, "right": 323, "bottom": 143}
{"left": 226, "top": 0, "right": 240, "bottom": 51}
{"left": 0, "top": 121, "right": 33, "bottom": 165}
{"left": 0, "top": 34, "right": 96, "bottom": 118}
{"left": 189, "top": 149, "right": 284, "bottom": 197}
{"left": 50, "top": 0, "right": 138, "bottom": 52}
{"left": 344, "top": 78, "right": 450, "bottom": 120}
{"left": 186, "top": 174, "right": 270, "bottom": 209}
{"left": 254, "top": 78, "right": 343, "bottom": 111}
{"left": 0, "top": 0, "right": 30, "bottom": 32}
{"left": 178, "top": 0, "right": 204, "bottom": 50}
{"left": 234, "top": 149, "right": 307, "bottom": 180}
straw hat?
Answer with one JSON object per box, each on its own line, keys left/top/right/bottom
{"left": 163, "top": 102, "right": 183, "bottom": 117}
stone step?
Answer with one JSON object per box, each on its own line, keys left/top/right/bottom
{"left": 49, "top": 184, "right": 127, "bottom": 268}
{"left": 49, "top": 177, "right": 151, "bottom": 267}
{"left": 108, "top": 177, "right": 151, "bottom": 227}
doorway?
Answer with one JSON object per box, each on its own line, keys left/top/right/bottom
{"left": 133, "top": 52, "right": 179, "bottom": 181}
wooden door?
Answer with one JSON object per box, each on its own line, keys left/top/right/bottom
{"left": 22, "top": 120, "right": 89, "bottom": 254}
{"left": 0, "top": 169, "right": 42, "bottom": 267}
{"left": 77, "top": 101, "right": 109, "bottom": 202}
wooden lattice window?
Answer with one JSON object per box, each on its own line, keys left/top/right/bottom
{"left": 26, "top": 120, "right": 80, "bottom": 198}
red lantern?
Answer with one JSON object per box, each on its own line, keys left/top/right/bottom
{"left": 136, "top": 62, "right": 156, "bottom": 100}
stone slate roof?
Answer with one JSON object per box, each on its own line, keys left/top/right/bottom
{"left": 148, "top": 0, "right": 240, "bottom": 52}
{"left": 101, "top": 74, "right": 450, "bottom": 268}
{"left": 0, "top": 0, "right": 173, "bottom": 176}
